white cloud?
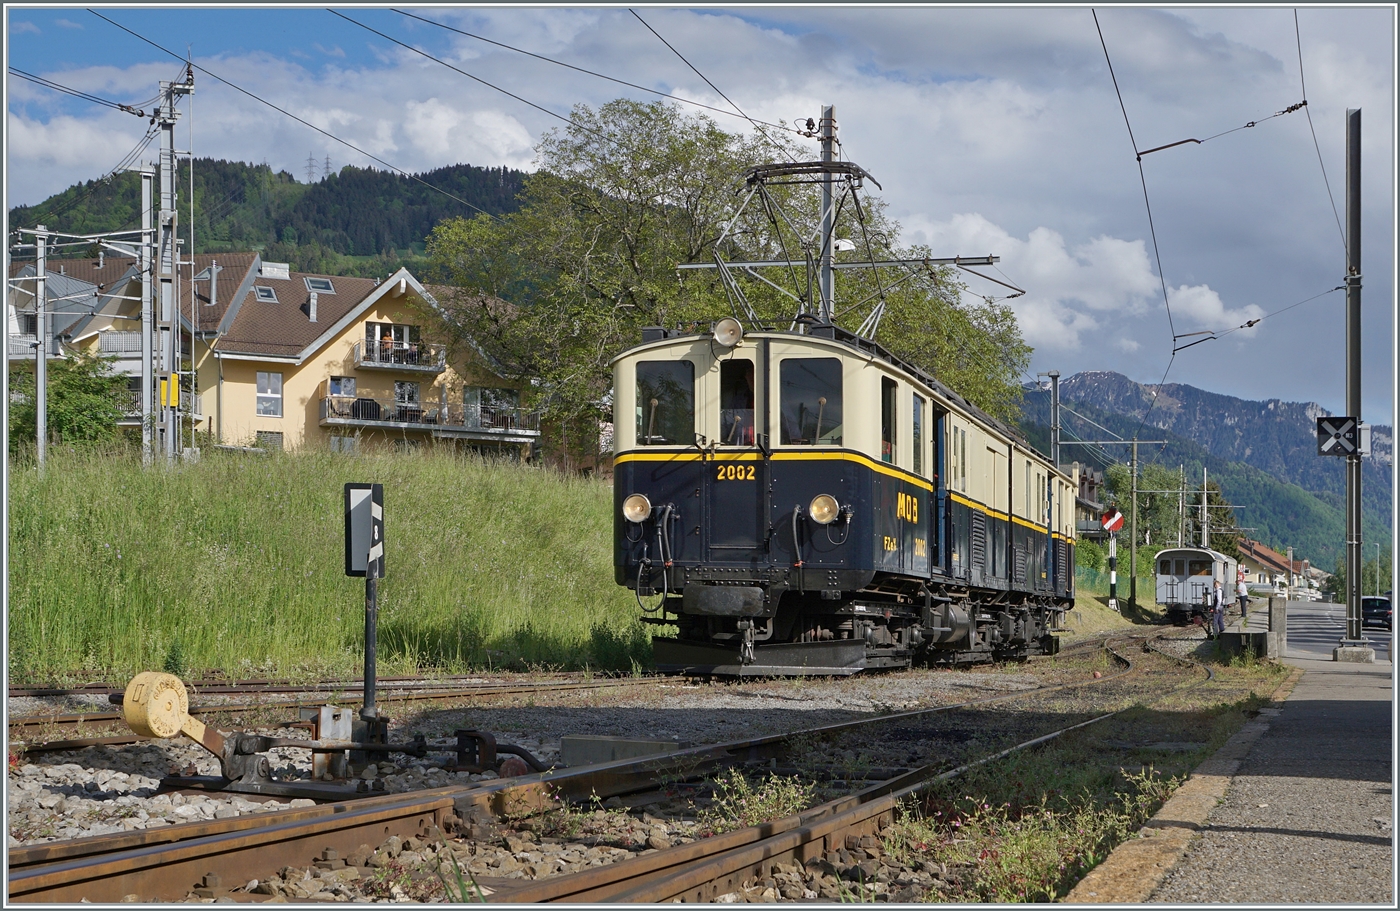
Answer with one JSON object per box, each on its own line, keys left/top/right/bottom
{"left": 1117, "top": 338, "right": 1141, "bottom": 353}
{"left": 54, "top": 18, "right": 82, "bottom": 30}
{"left": 907, "top": 212, "right": 1161, "bottom": 350}
{"left": 1168, "top": 283, "right": 1265, "bottom": 334}
{"left": 11, "top": 21, "right": 39, "bottom": 35}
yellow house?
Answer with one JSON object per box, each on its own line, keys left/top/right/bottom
{"left": 23, "top": 251, "right": 535, "bottom": 457}
{"left": 206, "top": 261, "right": 538, "bottom": 456}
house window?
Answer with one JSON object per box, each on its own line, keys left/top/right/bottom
{"left": 256, "top": 371, "right": 283, "bottom": 416}
{"left": 329, "top": 376, "right": 356, "bottom": 397}
{"left": 254, "top": 286, "right": 278, "bottom": 303}
{"left": 255, "top": 431, "right": 284, "bottom": 451}
{"left": 304, "top": 277, "right": 335, "bottom": 294}
{"left": 365, "top": 322, "right": 422, "bottom": 364}
{"left": 20, "top": 313, "right": 37, "bottom": 335}
{"left": 330, "top": 433, "right": 356, "bottom": 454}
{"left": 394, "top": 381, "right": 421, "bottom": 421}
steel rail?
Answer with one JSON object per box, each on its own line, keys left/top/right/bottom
{"left": 8, "top": 643, "right": 1138, "bottom": 902}
{"left": 488, "top": 640, "right": 1141, "bottom": 902}
{"left": 9, "top": 676, "right": 665, "bottom": 752}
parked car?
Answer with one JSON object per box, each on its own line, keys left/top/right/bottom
{"left": 1361, "top": 596, "right": 1392, "bottom": 631}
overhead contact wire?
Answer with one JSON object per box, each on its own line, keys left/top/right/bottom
{"left": 88, "top": 8, "right": 501, "bottom": 221}
{"left": 1295, "top": 8, "right": 1347, "bottom": 254}
{"left": 628, "top": 8, "right": 800, "bottom": 164}
{"left": 390, "top": 8, "right": 798, "bottom": 135}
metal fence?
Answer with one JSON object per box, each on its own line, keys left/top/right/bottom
{"left": 320, "top": 395, "right": 539, "bottom": 433}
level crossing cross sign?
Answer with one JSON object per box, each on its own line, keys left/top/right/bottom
{"left": 1317, "top": 417, "right": 1359, "bottom": 456}
{"left": 1101, "top": 509, "right": 1125, "bottom": 533}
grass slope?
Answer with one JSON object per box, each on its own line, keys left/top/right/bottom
{"left": 7, "top": 446, "right": 647, "bottom": 683}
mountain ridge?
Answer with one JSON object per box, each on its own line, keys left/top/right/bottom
{"left": 1022, "top": 371, "right": 1392, "bottom": 568}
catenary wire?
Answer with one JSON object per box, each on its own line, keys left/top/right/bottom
{"left": 1092, "top": 9, "right": 1177, "bottom": 345}
{"left": 88, "top": 8, "right": 502, "bottom": 222}
{"left": 390, "top": 8, "right": 801, "bottom": 136}
{"left": 628, "top": 8, "right": 800, "bottom": 164}
{"left": 8, "top": 67, "right": 148, "bottom": 116}
{"left": 1294, "top": 8, "right": 1347, "bottom": 255}
{"left": 327, "top": 10, "right": 600, "bottom": 140}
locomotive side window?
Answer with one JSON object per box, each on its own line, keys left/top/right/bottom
{"left": 719, "top": 359, "right": 756, "bottom": 445}
{"left": 779, "top": 358, "right": 842, "bottom": 445}
{"left": 636, "top": 361, "right": 695, "bottom": 445}
{"left": 880, "top": 377, "right": 897, "bottom": 463}
{"left": 1188, "top": 560, "right": 1212, "bottom": 576}
{"left": 913, "top": 394, "right": 925, "bottom": 475}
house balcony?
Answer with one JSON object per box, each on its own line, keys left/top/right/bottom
{"left": 319, "top": 395, "right": 540, "bottom": 444}
{"left": 352, "top": 341, "right": 446, "bottom": 374}
{"left": 117, "top": 390, "right": 203, "bottom": 426}
{"left": 8, "top": 334, "right": 60, "bottom": 358}
{"left": 98, "top": 331, "right": 144, "bottom": 356}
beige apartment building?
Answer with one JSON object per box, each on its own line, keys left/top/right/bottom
{"left": 10, "top": 252, "right": 538, "bottom": 457}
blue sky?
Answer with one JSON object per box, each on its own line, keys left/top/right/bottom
{"left": 6, "top": 5, "right": 1395, "bottom": 426}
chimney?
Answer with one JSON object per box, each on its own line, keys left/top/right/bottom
{"left": 209, "top": 260, "right": 219, "bottom": 309}
{"left": 98, "top": 251, "right": 104, "bottom": 269}
{"left": 309, "top": 291, "right": 318, "bottom": 322}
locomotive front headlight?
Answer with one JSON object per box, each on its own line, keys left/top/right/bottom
{"left": 622, "top": 493, "right": 653, "bottom": 523}
{"left": 809, "top": 494, "right": 841, "bottom": 525}
{"left": 712, "top": 317, "right": 744, "bottom": 347}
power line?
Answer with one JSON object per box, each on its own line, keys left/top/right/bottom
{"left": 328, "top": 9, "right": 597, "bottom": 139}
{"left": 1294, "top": 8, "right": 1347, "bottom": 255}
{"left": 88, "top": 8, "right": 500, "bottom": 221}
{"left": 627, "top": 9, "right": 800, "bottom": 164}
{"left": 390, "top": 8, "right": 799, "bottom": 136}
{"left": 8, "top": 66, "right": 148, "bottom": 116}
{"left": 1092, "top": 9, "right": 1177, "bottom": 347}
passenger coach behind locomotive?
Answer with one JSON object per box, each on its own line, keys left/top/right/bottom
{"left": 1155, "top": 547, "right": 1239, "bottom": 626}
{"left": 613, "top": 317, "right": 1076, "bottom": 674}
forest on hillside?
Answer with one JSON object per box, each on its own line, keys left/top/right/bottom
{"left": 1021, "top": 393, "right": 1391, "bottom": 569}
{"left": 9, "top": 158, "right": 525, "bottom": 277}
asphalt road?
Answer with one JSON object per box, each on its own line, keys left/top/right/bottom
{"left": 1284, "top": 598, "right": 1392, "bottom": 662}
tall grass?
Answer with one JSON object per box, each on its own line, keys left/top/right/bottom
{"left": 7, "top": 444, "right": 650, "bottom": 682}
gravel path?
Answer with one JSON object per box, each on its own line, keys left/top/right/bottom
{"left": 1149, "top": 657, "right": 1393, "bottom": 904}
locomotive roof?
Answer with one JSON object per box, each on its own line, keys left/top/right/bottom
{"left": 617, "top": 321, "right": 1053, "bottom": 470}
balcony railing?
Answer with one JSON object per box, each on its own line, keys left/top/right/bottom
{"left": 119, "top": 390, "right": 202, "bottom": 420}
{"left": 319, "top": 395, "right": 539, "bottom": 435}
{"left": 98, "top": 331, "right": 144, "bottom": 355}
{"left": 352, "top": 341, "right": 446, "bottom": 372}
{"left": 7, "top": 334, "right": 59, "bottom": 358}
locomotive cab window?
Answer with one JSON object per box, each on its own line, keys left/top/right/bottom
{"left": 636, "top": 361, "right": 695, "bottom": 445}
{"left": 913, "top": 394, "right": 925, "bottom": 475}
{"left": 719, "top": 358, "right": 756, "bottom": 446}
{"left": 1188, "top": 560, "right": 1212, "bottom": 576}
{"left": 780, "top": 358, "right": 842, "bottom": 445}
{"left": 880, "top": 377, "right": 897, "bottom": 463}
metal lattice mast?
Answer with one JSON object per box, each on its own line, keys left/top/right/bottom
{"left": 157, "top": 72, "right": 193, "bottom": 459}
{"left": 818, "top": 105, "right": 835, "bottom": 323}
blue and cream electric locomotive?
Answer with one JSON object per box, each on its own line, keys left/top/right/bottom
{"left": 613, "top": 317, "right": 1076, "bottom": 674}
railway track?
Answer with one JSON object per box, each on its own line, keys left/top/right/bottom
{"left": 8, "top": 675, "right": 667, "bottom": 753}
{"left": 10, "top": 637, "right": 1179, "bottom": 903}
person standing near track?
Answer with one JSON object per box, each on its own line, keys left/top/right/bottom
{"left": 1212, "top": 578, "right": 1226, "bottom": 637}
{"left": 1237, "top": 575, "right": 1250, "bottom": 620}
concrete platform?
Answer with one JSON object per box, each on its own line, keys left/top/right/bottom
{"left": 1066, "top": 644, "right": 1394, "bottom": 904}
